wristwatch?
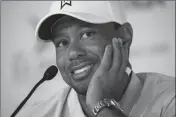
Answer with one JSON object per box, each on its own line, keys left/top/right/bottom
{"left": 92, "top": 67, "right": 131, "bottom": 117}
{"left": 92, "top": 99, "right": 124, "bottom": 117}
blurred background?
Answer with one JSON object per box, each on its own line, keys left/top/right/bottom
{"left": 1, "top": 1, "right": 175, "bottom": 117}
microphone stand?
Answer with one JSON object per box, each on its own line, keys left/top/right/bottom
{"left": 10, "top": 78, "right": 45, "bottom": 117}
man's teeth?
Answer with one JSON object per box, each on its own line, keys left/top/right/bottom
{"left": 74, "top": 65, "right": 91, "bottom": 74}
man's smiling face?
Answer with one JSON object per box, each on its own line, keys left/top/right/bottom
{"left": 51, "top": 16, "right": 120, "bottom": 95}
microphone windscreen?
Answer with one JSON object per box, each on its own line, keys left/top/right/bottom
{"left": 44, "top": 65, "right": 58, "bottom": 80}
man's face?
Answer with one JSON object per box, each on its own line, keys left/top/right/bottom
{"left": 51, "top": 16, "right": 120, "bottom": 95}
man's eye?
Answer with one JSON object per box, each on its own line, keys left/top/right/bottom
{"left": 56, "top": 40, "right": 69, "bottom": 48}
{"left": 81, "top": 31, "right": 95, "bottom": 40}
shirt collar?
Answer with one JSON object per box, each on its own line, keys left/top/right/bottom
{"left": 67, "top": 88, "right": 86, "bottom": 117}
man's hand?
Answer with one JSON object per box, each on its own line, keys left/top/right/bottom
{"left": 86, "top": 37, "right": 130, "bottom": 116}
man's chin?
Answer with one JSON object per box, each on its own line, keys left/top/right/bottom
{"left": 70, "top": 72, "right": 94, "bottom": 95}
{"left": 72, "top": 85, "right": 88, "bottom": 95}
{"left": 69, "top": 63, "right": 99, "bottom": 95}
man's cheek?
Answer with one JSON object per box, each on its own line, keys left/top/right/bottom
{"left": 56, "top": 52, "right": 70, "bottom": 74}
{"left": 86, "top": 44, "right": 106, "bottom": 59}
{"left": 56, "top": 58, "right": 71, "bottom": 85}
{"left": 56, "top": 54, "right": 66, "bottom": 71}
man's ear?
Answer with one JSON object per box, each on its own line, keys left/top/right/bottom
{"left": 116, "top": 22, "right": 133, "bottom": 47}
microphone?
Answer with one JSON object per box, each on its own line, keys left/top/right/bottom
{"left": 10, "top": 65, "right": 58, "bottom": 117}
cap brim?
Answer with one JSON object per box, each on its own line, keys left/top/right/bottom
{"left": 35, "top": 11, "right": 112, "bottom": 40}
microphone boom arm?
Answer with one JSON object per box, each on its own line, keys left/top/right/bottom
{"left": 10, "top": 78, "right": 45, "bottom": 117}
{"left": 10, "top": 65, "right": 58, "bottom": 117}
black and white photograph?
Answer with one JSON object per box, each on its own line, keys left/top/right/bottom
{"left": 1, "top": 1, "right": 175, "bottom": 117}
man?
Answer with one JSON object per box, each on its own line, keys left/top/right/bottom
{"left": 17, "top": 1, "right": 175, "bottom": 117}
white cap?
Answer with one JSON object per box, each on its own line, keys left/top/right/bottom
{"left": 36, "top": 1, "right": 126, "bottom": 40}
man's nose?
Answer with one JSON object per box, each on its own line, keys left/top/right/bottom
{"left": 68, "top": 43, "right": 86, "bottom": 61}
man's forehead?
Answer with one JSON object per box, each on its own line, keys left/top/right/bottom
{"left": 51, "top": 16, "right": 94, "bottom": 30}
{"left": 51, "top": 15, "right": 116, "bottom": 36}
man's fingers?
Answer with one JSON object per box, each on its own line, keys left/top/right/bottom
{"left": 98, "top": 45, "right": 112, "bottom": 73}
{"left": 110, "top": 38, "right": 121, "bottom": 73}
{"left": 118, "top": 40, "right": 129, "bottom": 80}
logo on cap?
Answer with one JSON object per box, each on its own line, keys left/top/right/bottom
{"left": 61, "top": 0, "right": 72, "bottom": 10}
